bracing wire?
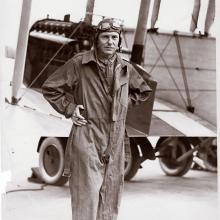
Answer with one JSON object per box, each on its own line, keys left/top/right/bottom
{"left": 148, "top": 35, "right": 173, "bottom": 74}
{"left": 149, "top": 34, "right": 187, "bottom": 107}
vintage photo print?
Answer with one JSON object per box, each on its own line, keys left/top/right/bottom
{"left": 0, "top": 0, "right": 218, "bottom": 220}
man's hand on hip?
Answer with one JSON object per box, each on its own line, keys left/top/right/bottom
{"left": 71, "top": 105, "right": 88, "bottom": 126}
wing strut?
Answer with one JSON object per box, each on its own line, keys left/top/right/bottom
{"left": 11, "top": 0, "right": 32, "bottom": 104}
{"left": 190, "top": 0, "right": 201, "bottom": 33}
{"left": 204, "top": 0, "right": 215, "bottom": 35}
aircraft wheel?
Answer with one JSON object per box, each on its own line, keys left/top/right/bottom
{"left": 202, "top": 138, "right": 217, "bottom": 172}
{"left": 39, "top": 137, "right": 68, "bottom": 185}
{"left": 124, "top": 138, "right": 141, "bottom": 181}
{"left": 158, "top": 138, "right": 193, "bottom": 176}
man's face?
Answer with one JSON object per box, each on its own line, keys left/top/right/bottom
{"left": 96, "top": 32, "right": 120, "bottom": 57}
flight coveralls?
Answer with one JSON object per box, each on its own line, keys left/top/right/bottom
{"left": 42, "top": 50, "right": 152, "bottom": 220}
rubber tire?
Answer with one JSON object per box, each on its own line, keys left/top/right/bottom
{"left": 158, "top": 137, "right": 193, "bottom": 176}
{"left": 39, "top": 137, "right": 68, "bottom": 185}
{"left": 124, "top": 138, "right": 141, "bottom": 181}
{"left": 202, "top": 140, "right": 217, "bottom": 172}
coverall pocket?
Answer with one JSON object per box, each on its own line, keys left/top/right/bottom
{"left": 119, "top": 83, "right": 128, "bottom": 107}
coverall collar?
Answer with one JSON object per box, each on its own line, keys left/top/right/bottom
{"left": 82, "top": 50, "right": 128, "bottom": 69}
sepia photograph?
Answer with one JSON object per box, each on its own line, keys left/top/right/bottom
{"left": 0, "top": 0, "right": 218, "bottom": 219}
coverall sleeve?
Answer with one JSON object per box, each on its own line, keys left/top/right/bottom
{"left": 42, "top": 58, "right": 79, "bottom": 118}
{"left": 128, "top": 66, "right": 152, "bottom": 106}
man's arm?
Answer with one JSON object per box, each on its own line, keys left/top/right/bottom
{"left": 42, "top": 58, "right": 78, "bottom": 118}
{"left": 128, "top": 66, "right": 152, "bottom": 106}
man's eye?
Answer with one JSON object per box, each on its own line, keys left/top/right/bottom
{"left": 101, "top": 36, "right": 108, "bottom": 40}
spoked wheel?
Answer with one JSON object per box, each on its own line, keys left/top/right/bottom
{"left": 158, "top": 137, "right": 193, "bottom": 176}
{"left": 124, "top": 138, "right": 141, "bottom": 181}
{"left": 39, "top": 137, "right": 68, "bottom": 185}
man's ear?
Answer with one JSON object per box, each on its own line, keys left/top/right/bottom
{"left": 118, "top": 36, "right": 122, "bottom": 51}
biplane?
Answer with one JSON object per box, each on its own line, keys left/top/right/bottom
{"left": 1, "top": 0, "right": 217, "bottom": 186}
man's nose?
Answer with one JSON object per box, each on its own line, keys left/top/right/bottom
{"left": 107, "top": 37, "right": 114, "bottom": 44}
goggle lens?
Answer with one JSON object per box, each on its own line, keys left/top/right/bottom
{"left": 98, "top": 20, "right": 122, "bottom": 31}
{"left": 100, "top": 22, "right": 112, "bottom": 30}
{"left": 112, "top": 21, "right": 121, "bottom": 28}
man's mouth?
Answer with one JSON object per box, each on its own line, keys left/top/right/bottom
{"left": 105, "top": 47, "right": 114, "bottom": 49}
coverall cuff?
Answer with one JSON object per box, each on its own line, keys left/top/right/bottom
{"left": 65, "top": 102, "right": 77, "bottom": 118}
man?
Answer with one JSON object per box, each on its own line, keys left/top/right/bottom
{"left": 42, "top": 18, "right": 152, "bottom": 220}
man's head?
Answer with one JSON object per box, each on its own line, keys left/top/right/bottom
{"left": 95, "top": 18, "right": 122, "bottom": 58}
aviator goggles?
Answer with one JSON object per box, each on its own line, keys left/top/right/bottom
{"left": 97, "top": 19, "right": 122, "bottom": 33}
